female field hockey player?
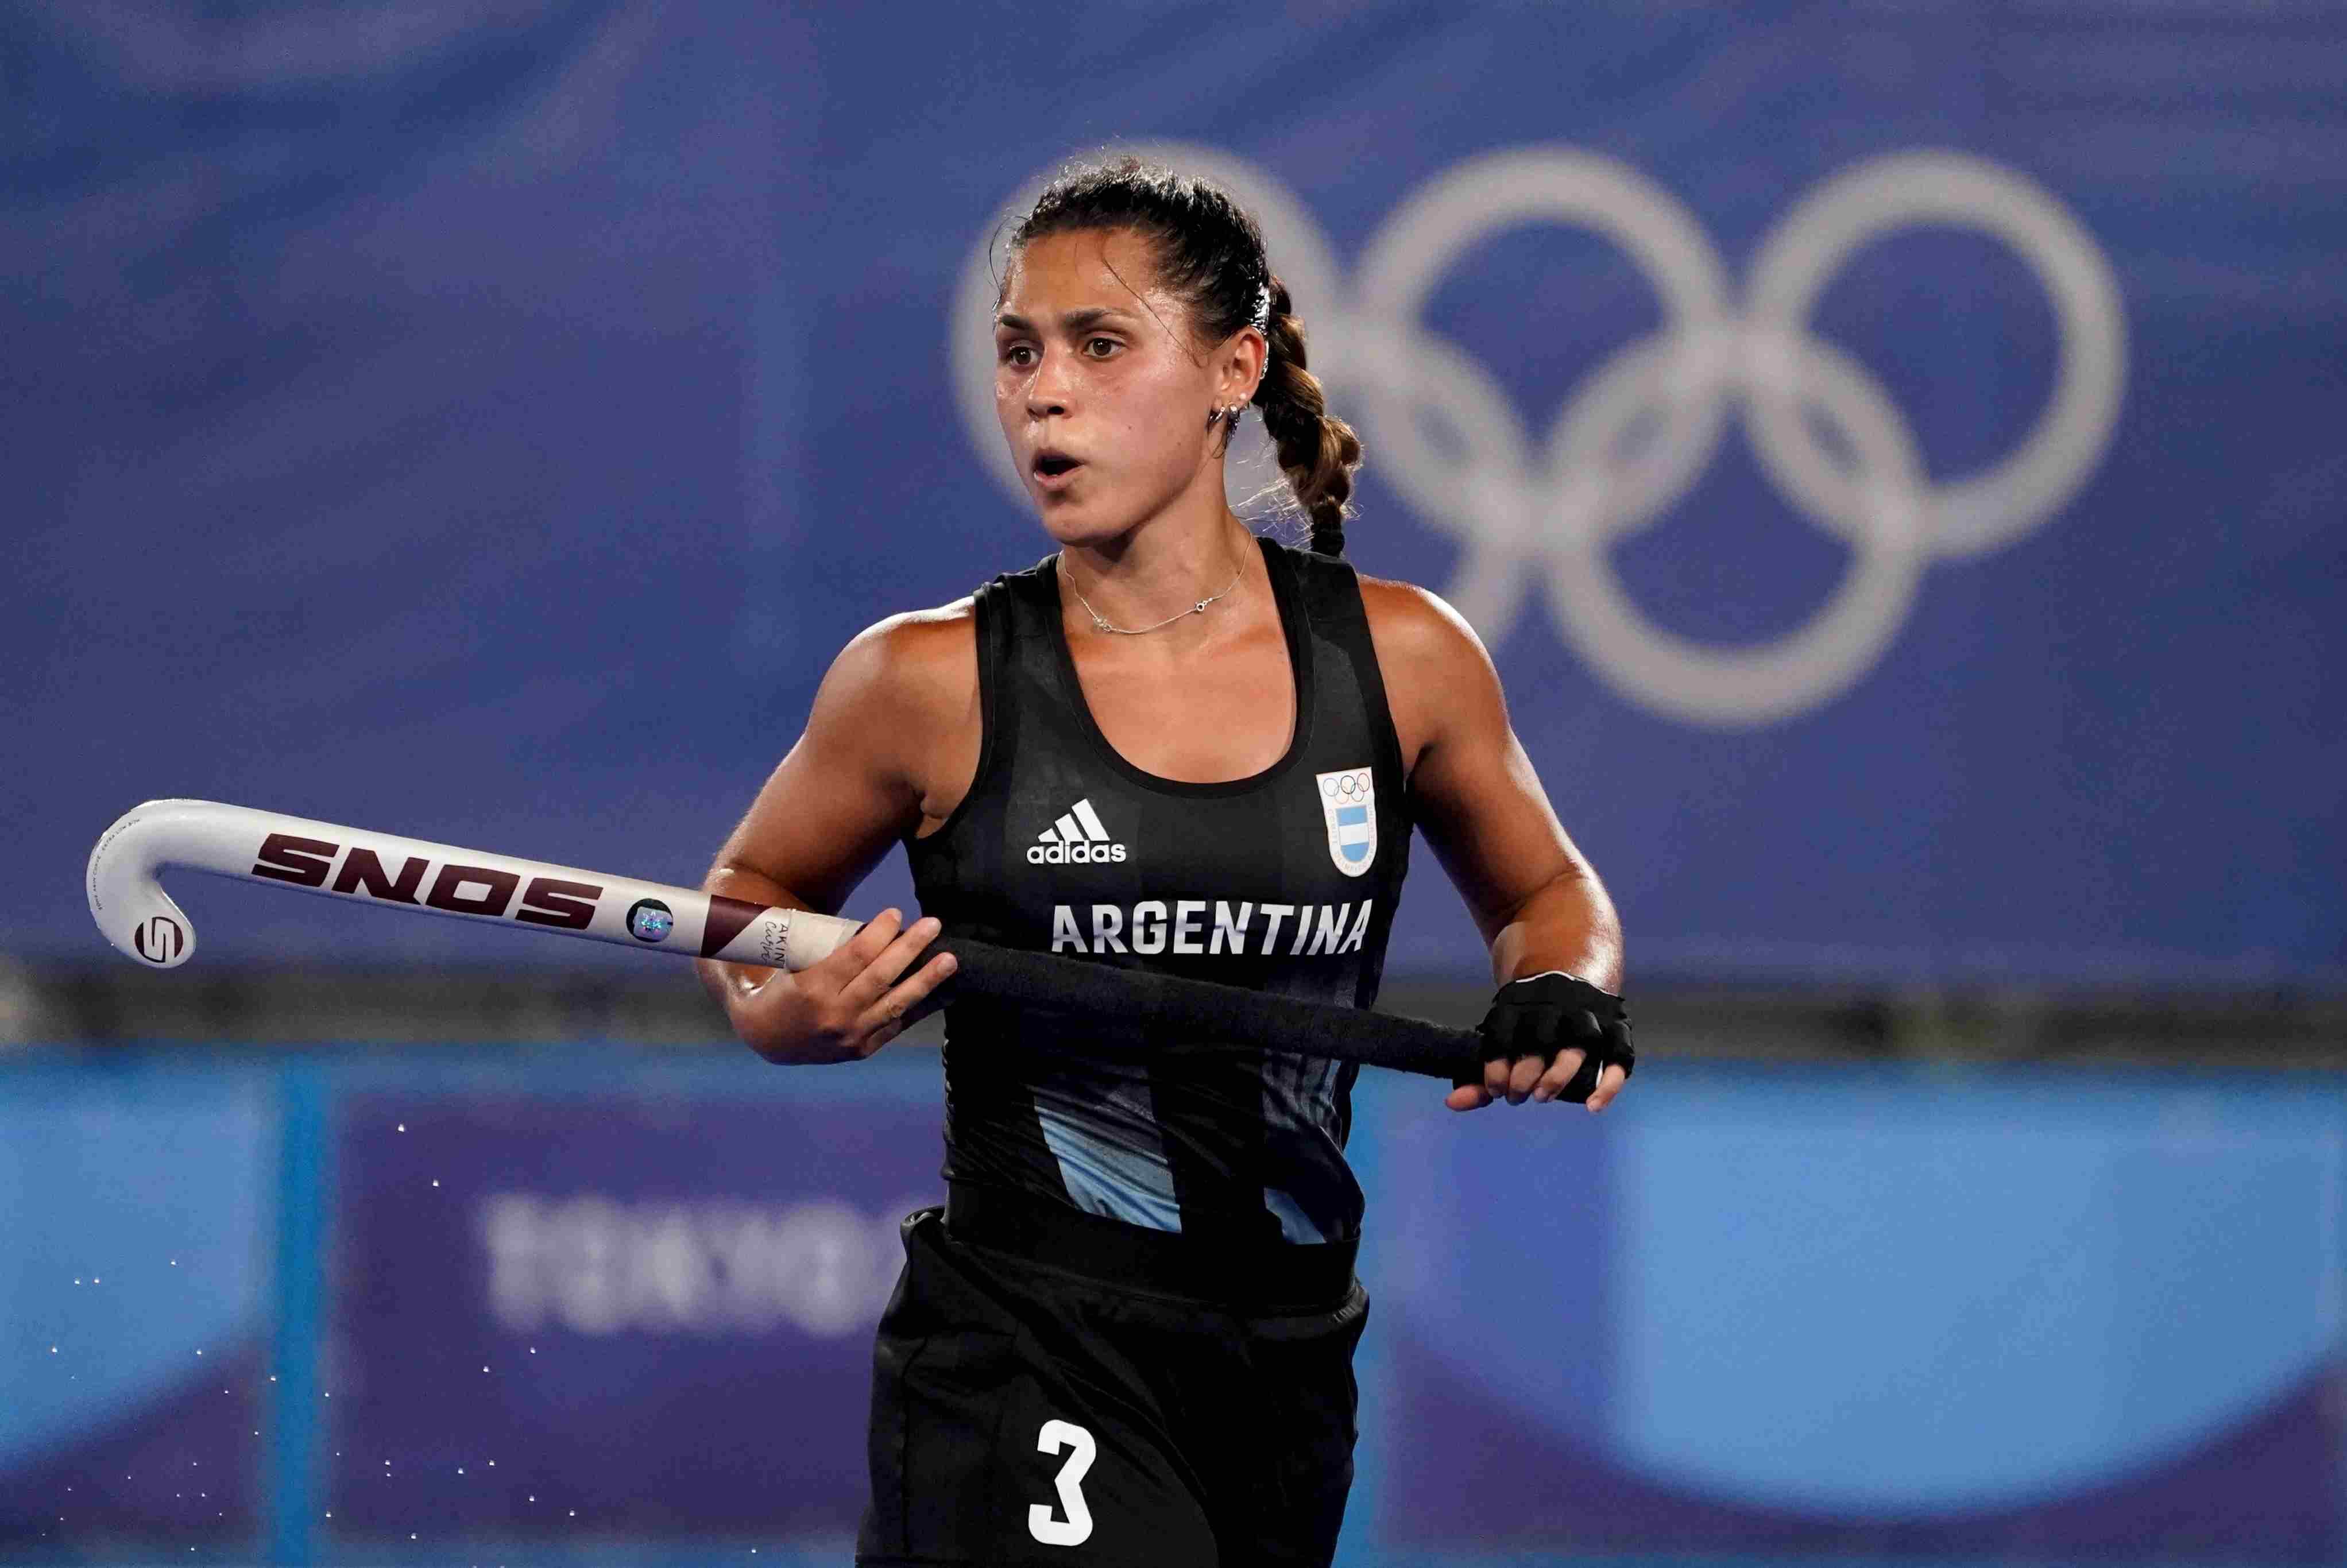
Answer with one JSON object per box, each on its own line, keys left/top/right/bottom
{"left": 697, "top": 157, "right": 1634, "bottom": 1567}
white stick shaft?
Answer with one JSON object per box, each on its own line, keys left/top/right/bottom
{"left": 86, "top": 799, "right": 861, "bottom": 972}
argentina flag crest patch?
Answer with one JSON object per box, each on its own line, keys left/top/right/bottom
{"left": 1316, "top": 766, "right": 1377, "bottom": 878}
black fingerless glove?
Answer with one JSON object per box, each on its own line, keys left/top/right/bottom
{"left": 1458, "top": 971, "right": 1635, "bottom": 1104}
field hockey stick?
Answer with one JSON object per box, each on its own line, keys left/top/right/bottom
{"left": 87, "top": 799, "right": 1488, "bottom": 1082}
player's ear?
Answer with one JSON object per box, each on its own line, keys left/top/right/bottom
{"left": 1225, "top": 327, "right": 1267, "bottom": 403}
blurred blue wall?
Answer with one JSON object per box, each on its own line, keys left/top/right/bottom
{"left": 4, "top": 1047, "right": 2340, "bottom": 1565}
{"left": 7, "top": 1, "right": 2343, "bottom": 984}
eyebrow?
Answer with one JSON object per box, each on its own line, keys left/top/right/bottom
{"left": 994, "top": 307, "right": 1140, "bottom": 334}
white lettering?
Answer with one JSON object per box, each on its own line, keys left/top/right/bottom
{"left": 1305, "top": 902, "right": 1350, "bottom": 957}
{"left": 1258, "top": 903, "right": 1295, "bottom": 955}
{"left": 1043, "top": 897, "right": 1378, "bottom": 962}
{"left": 547, "top": 1196, "right": 629, "bottom": 1334}
{"left": 1172, "top": 900, "right": 1207, "bottom": 955}
{"left": 1340, "top": 899, "right": 1374, "bottom": 954}
{"left": 1091, "top": 904, "right": 1127, "bottom": 954}
{"left": 478, "top": 1194, "right": 544, "bottom": 1329}
{"left": 701, "top": 1203, "right": 774, "bottom": 1324}
{"left": 1131, "top": 899, "right": 1168, "bottom": 955}
{"left": 474, "top": 1192, "right": 910, "bottom": 1339}
{"left": 1025, "top": 842, "right": 1130, "bottom": 865}
{"left": 1027, "top": 1420, "right": 1097, "bottom": 1545}
{"left": 633, "top": 1206, "right": 715, "bottom": 1328}
{"left": 761, "top": 1200, "right": 876, "bottom": 1337}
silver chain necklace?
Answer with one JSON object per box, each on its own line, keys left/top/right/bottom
{"left": 1058, "top": 552, "right": 1245, "bottom": 636}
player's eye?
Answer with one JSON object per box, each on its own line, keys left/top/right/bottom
{"left": 1084, "top": 337, "right": 1118, "bottom": 358}
{"left": 999, "top": 343, "right": 1034, "bottom": 367}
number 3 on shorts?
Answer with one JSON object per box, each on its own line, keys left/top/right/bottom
{"left": 1027, "top": 1418, "right": 1096, "bottom": 1546}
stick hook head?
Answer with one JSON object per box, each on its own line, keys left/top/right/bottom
{"left": 87, "top": 800, "right": 200, "bottom": 969}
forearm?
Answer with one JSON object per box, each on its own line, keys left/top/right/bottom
{"left": 1487, "top": 862, "right": 1623, "bottom": 992}
{"left": 692, "top": 864, "right": 814, "bottom": 1040}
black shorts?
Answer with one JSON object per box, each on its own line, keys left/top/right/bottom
{"left": 856, "top": 1185, "right": 1370, "bottom": 1567}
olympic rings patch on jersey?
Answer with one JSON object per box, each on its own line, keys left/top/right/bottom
{"left": 1316, "top": 767, "right": 1377, "bottom": 878}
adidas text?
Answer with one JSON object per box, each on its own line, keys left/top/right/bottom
{"left": 1027, "top": 841, "right": 1130, "bottom": 865}
{"left": 1030, "top": 797, "right": 1128, "bottom": 866}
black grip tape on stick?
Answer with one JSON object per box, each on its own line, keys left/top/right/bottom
{"left": 916, "top": 937, "right": 1486, "bottom": 1084}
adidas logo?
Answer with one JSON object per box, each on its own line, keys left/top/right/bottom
{"left": 1026, "top": 797, "right": 1130, "bottom": 865}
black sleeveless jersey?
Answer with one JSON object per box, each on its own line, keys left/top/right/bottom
{"left": 904, "top": 535, "right": 1413, "bottom": 1248}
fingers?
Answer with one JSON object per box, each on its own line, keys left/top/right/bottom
{"left": 1529, "top": 1048, "right": 1589, "bottom": 1104}
{"left": 1452, "top": 1043, "right": 1629, "bottom": 1113}
{"left": 1500, "top": 1048, "right": 1556, "bottom": 1104}
{"left": 817, "top": 910, "right": 920, "bottom": 1004}
{"left": 1453, "top": 1048, "right": 1585, "bottom": 1111}
{"left": 1483, "top": 1054, "right": 1514, "bottom": 1102}
{"left": 821, "top": 910, "right": 927, "bottom": 1000}
{"left": 853, "top": 948, "right": 958, "bottom": 1052}
{"left": 835, "top": 911, "right": 953, "bottom": 1048}
{"left": 779, "top": 908, "right": 960, "bottom": 1059}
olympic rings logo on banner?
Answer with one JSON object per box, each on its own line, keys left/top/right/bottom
{"left": 951, "top": 144, "right": 2126, "bottom": 728}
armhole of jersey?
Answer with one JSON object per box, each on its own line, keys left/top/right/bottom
{"left": 1302, "top": 549, "right": 1413, "bottom": 1016}
{"left": 1316, "top": 553, "right": 1410, "bottom": 810}
{"left": 904, "top": 580, "right": 1008, "bottom": 854}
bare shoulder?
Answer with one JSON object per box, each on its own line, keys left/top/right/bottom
{"left": 1356, "top": 574, "right": 1502, "bottom": 691}
{"left": 1354, "top": 574, "right": 1507, "bottom": 768}
{"left": 819, "top": 596, "right": 979, "bottom": 731}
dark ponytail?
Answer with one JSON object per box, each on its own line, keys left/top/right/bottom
{"left": 1252, "top": 278, "right": 1362, "bottom": 555}
{"left": 1005, "top": 156, "right": 1364, "bottom": 555}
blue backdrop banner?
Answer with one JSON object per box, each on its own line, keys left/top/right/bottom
{"left": 1364, "top": 1064, "right": 2345, "bottom": 1559}
{"left": 7, "top": 2, "right": 2342, "bottom": 982}
{"left": 5, "top": 1050, "right": 2340, "bottom": 1561}
{"left": 325, "top": 1085, "right": 942, "bottom": 1539}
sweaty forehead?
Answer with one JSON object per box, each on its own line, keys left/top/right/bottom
{"left": 1000, "top": 229, "right": 1176, "bottom": 326}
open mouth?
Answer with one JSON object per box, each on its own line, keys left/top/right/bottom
{"left": 1033, "top": 451, "right": 1082, "bottom": 482}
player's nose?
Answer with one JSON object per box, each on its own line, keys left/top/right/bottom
{"left": 1026, "top": 346, "right": 1073, "bottom": 419}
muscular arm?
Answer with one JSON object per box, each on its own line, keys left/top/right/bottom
{"left": 1363, "top": 579, "right": 1627, "bottom": 1109}
{"left": 694, "top": 604, "right": 979, "bottom": 1060}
